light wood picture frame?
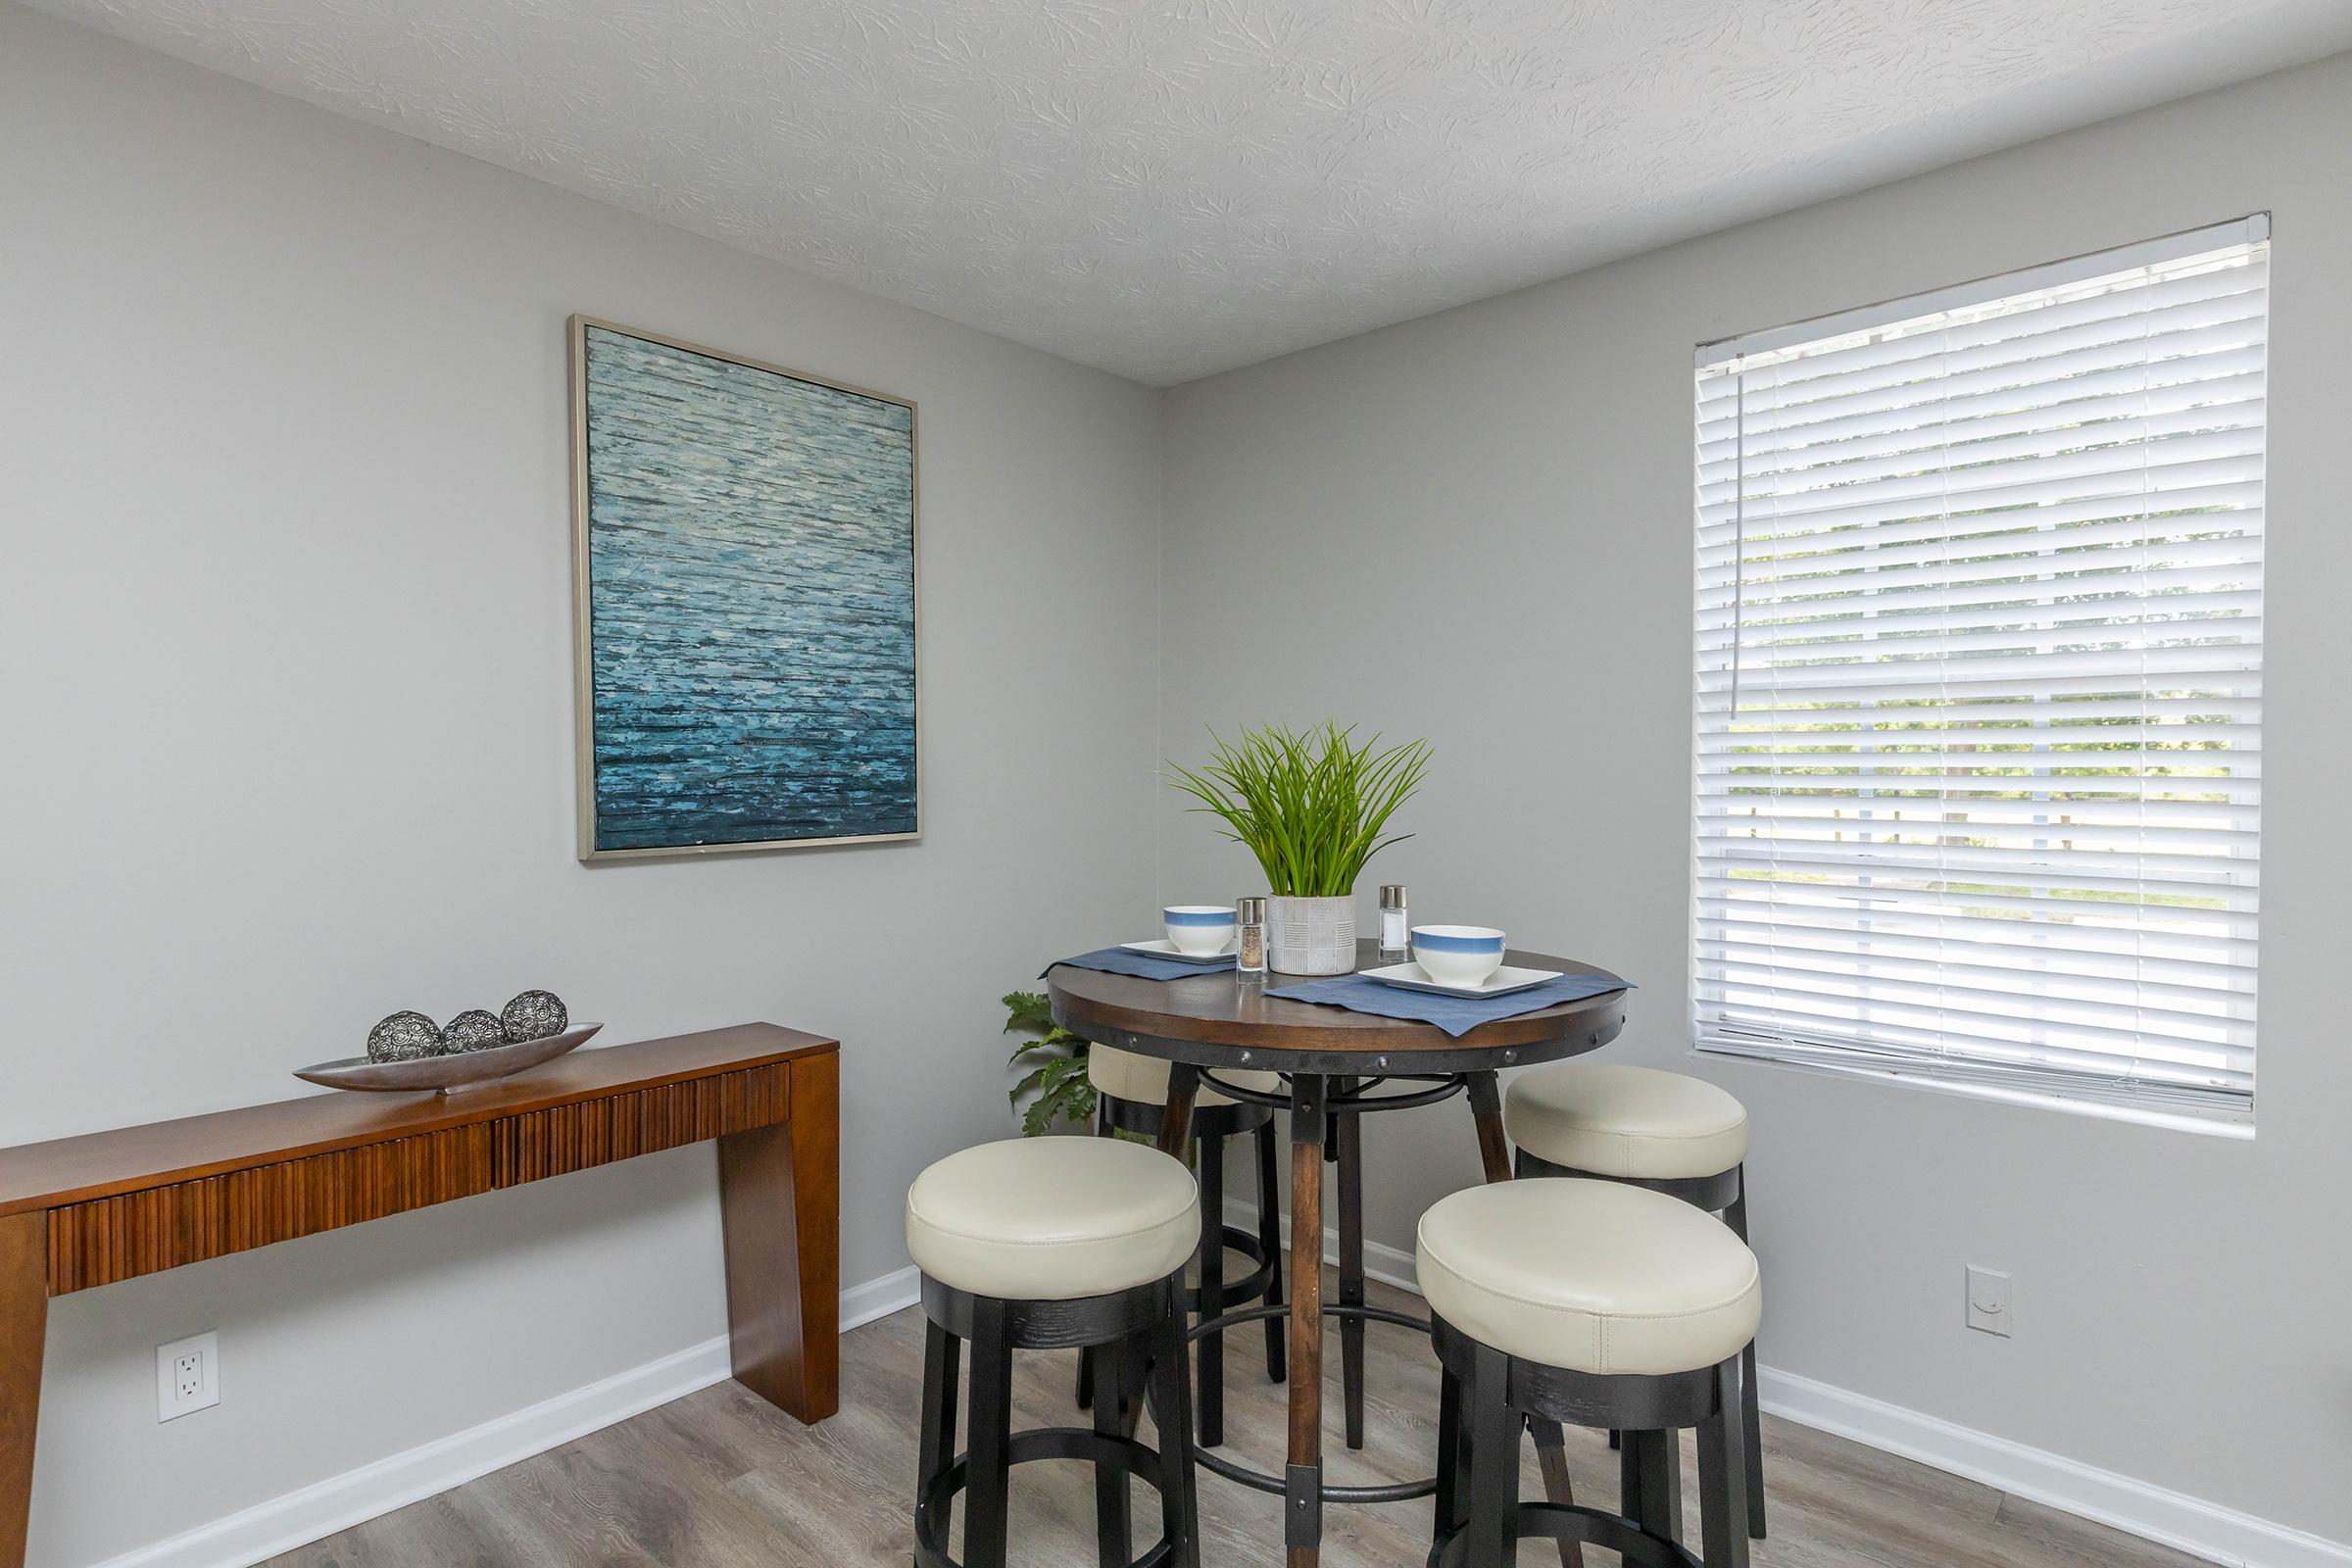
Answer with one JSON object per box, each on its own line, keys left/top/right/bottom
{"left": 569, "top": 316, "right": 921, "bottom": 860}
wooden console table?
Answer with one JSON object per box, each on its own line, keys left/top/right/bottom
{"left": 0, "top": 1022, "right": 839, "bottom": 1566}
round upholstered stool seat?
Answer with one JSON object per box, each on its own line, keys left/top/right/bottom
{"left": 1505, "top": 1061, "right": 1747, "bottom": 1180}
{"left": 906, "top": 1137, "right": 1198, "bottom": 1301}
{"left": 1088, "top": 1043, "right": 1282, "bottom": 1108}
{"left": 1417, "top": 1178, "right": 1760, "bottom": 1375}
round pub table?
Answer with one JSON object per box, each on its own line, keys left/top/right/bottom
{"left": 1049, "top": 939, "right": 1630, "bottom": 1568}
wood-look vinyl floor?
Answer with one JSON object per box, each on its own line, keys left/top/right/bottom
{"left": 270, "top": 1276, "right": 2210, "bottom": 1568}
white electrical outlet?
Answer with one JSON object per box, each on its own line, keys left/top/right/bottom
{"left": 157, "top": 1331, "right": 220, "bottom": 1421}
{"left": 1965, "top": 1265, "right": 2012, "bottom": 1337}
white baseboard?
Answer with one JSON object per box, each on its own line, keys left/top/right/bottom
{"left": 90, "top": 1266, "right": 927, "bottom": 1568}
{"left": 840, "top": 1263, "right": 922, "bottom": 1331}
{"left": 1221, "top": 1199, "right": 2347, "bottom": 1568}
{"left": 1759, "top": 1367, "right": 2352, "bottom": 1568}
{"left": 91, "top": 1334, "right": 737, "bottom": 1568}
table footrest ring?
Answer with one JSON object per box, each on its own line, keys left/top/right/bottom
{"left": 1180, "top": 1301, "right": 1438, "bottom": 1504}
{"left": 1198, "top": 1071, "right": 1470, "bottom": 1114}
{"left": 915, "top": 1426, "right": 1177, "bottom": 1568}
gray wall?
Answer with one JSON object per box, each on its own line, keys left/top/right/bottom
{"left": 1160, "top": 51, "right": 2352, "bottom": 1546}
{"left": 12, "top": 2, "right": 2352, "bottom": 1558}
{"left": 0, "top": 10, "right": 1164, "bottom": 1563}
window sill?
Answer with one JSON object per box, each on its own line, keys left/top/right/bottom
{"left": 1691, "top": 1043, "right": 2254, "bottom": 1141}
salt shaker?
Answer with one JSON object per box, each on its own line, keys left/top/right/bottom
{"left": 1236, "top": 897, "right": 1267, "bottom": 976}
{"left": 1379, "top": 884, "right": 1409, "bottom": 955}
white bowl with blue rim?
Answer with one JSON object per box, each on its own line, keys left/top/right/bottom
{"left": 1410, "top": 925, "right": 1507, "bottom": 987}
{"left": 1164, "top": 905, "right": 1239, "bottom": 956}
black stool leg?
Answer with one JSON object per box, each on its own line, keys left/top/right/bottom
{"left": 1653, "top": 1430, "right": 1685, "bottom": 1544}
{"left": 1724, "top": 1176, "right": 1767, "bottom": 1540}
{"left": 1197, "top": 1129, "right": 1227, "bottom": 1448}
{"left": 1698, "top": 1356, "right": 1751, "bottom": 1568}
{"left": 962, "top": 1296, "right": 1014, "bottom": 1568}
{"left": 1076, "top": 1095, "right": 1114, "bottom": 1414}
{"left": 917, "top": 1318, "right": 961, "bottom": 1547}
{"left": 1465, "top": 1341, "right": 1519, "bottom": 1568}
{"left": 1481, "top": 1086, "right": 1580, "bottom": 1568}
{"left": 1434, "top": 1361, "right": 1467, "bottom": 1538}
{"left": 1093, "top": 1331, "right": 1130, "bottom": 1568}
{"left": 1253, "top": 1118, "right": 1287, "bottom": 1383}
{"left": 1525, "top": 1418, "right": 1586, "bottom": 1568}
{"left": 1622, "top": 1429, "right": 1681, "bottom": 1545}
{"left": 1150, "top": 1305, "right": 1201, "bottom": 1568}
{"left": 1335, "top": 1090, "right": 1367, "bottom": 1450}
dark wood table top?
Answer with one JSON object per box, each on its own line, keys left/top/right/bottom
{"left": 1048, "top": 940, "right": 1627, "bottom": 1075}
{"left": 0, "top": 1022, "right": 837, "bottom": 1218}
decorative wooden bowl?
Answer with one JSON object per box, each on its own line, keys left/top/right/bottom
{"left": 294, "top": 1024, "right": 603, "bottom": 1094}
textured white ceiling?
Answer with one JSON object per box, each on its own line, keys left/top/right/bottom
{"left": 30, "top": 0, "right": 2352, "bottom": 384}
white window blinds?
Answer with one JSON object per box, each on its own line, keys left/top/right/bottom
{"left": 1691, "top": 218, "right": 2267, "bottom": 1119}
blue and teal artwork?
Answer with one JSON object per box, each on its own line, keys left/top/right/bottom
{"left": 573, "top": 318, "right": 918, "bottom": 858}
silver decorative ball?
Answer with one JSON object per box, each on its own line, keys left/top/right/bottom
{"left": 444, "top": 1009, "right": 506, "bottom": 1053}
{"left": 501, "top": 989, "right": 568, "bottom": 1043}
{"left": 367, "top": 1011, "right": 446, "bottom": 1062}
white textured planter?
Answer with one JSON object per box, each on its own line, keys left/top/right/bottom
{"left": 1266, "top": 895, "right": 1356, "bottom": 975}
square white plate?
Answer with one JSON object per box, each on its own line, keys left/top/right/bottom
{"left": 1359, "top": 961, "right": 1562, "bottom": 999}
{"left": 1120, "top": 938, "right": 1240, "bottom": 964}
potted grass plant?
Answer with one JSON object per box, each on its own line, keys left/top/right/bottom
{"left": 1167, "top": 722, "right": 1432, "bottom": 975}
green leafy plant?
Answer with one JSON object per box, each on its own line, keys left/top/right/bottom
{"left": 1166, "top": 721, "right": 1433, "bottom": 897}
{"left": 1004, "top": 989, "right": 1095, "bottom": 1136}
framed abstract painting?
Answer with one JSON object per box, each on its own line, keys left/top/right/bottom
{"left": 568, "top": 316, "right": 920, "bottom": 859}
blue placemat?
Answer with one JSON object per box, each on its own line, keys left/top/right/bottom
{"left": 1046, "top": 947, "right": 1240, "bottom": 982}
{"left": 1267, "top": 972, "right": 1632, "bottom": 1037}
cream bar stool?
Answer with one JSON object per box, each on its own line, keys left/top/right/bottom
{"left": 1080, "top": 1044, "right": 1288, "bottom": 1448}
{"left": 1505, "top": 1062, "right": 1766, "bottom": 1539}
{"left": 907, "top": 1138, "right": 1202, "bottom": 1568}
{"left": 1418, "top": 1180, "right": 1760, "bottom": 1568}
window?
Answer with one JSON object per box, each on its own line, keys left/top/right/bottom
{"left": 1691, "top": 218, "right": 2267, "bottom": 1122}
